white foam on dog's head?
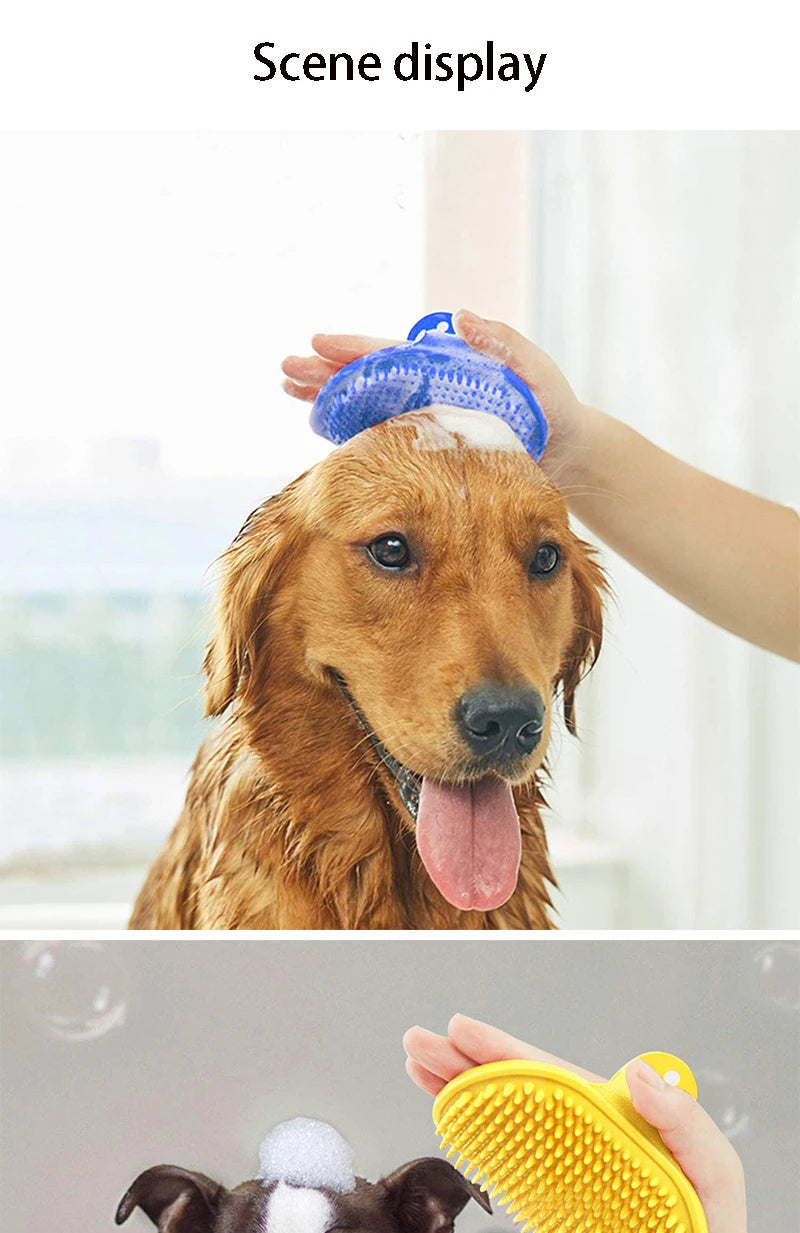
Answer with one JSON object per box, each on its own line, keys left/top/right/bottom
{"left": 412, "top": 408, "right": 525, "bottom": 454}
{"left": 257, "top": 1118, "right": 356, "bottom": 1194}
{"left": 411, "top": 415, "right": 460, "bottom": 452}
{"left": 262, "top": 1182, "right": 333, "bottom": 1233}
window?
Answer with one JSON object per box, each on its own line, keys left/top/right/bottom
{"left": 0, "top": 132, "right": 424, "bottom": 926}
{"left": 420, "top": 132, "right": 799, "bottom": 928}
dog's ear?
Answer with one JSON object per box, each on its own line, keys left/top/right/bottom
{"left": 116, "top": 1165, "right": 226, "bottom": 1231}
{"left": 382, "top": 1157, "right": 491, "bottom": 1233}
{"left": 204, "top": 478, "right": 308, "bottom": 717}
{"left": 557, "top": 539, "right": 607, "bottom": 736}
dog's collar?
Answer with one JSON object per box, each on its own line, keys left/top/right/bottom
{"left": 331, "top": 670, "right": 421, "bottom": 820}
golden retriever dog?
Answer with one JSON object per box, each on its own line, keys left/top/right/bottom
{"left": 130, "top": 408, "right": 605, "bottom": 929}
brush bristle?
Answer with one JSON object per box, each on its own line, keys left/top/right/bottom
{"left": 435, "top": 1078, "right": 694, "bottom": 1232}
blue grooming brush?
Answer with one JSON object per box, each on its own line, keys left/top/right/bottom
{"left": 310, "top": 312, "right": 549, "bottom": 460}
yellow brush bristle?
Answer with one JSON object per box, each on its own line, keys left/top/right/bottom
{"left": 434, "top": 1061, "right": 705, "bottom": 1233}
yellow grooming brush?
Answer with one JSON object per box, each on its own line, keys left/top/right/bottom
{"left": 432, "top": 1052, "right": 708, "bottom": 1233}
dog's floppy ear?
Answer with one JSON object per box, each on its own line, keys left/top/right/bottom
{"left": 382, "top": 1157, "right": 491, "bottom": 1233}
{"left": 557, "top": 539, "right": 607, "bottom": 736}
{"left": 204, "top": 477, "right": 308, "bottom": 717}
{"left": 115, "top": 1165, "right": 226, "bottom": 1231}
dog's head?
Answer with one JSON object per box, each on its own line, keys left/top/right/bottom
{"left": 117, "top": 1118, "right": 489, "bottom": 1233}
{"left": 204, "top": 408, "right": 606, "bottom": 910}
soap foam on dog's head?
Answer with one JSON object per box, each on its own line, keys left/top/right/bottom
{"left": 257, "top": 1118, "right": 356, "bottom": 1193}
{"left": 411, "top": 408, "right": 526, "bottom": 454}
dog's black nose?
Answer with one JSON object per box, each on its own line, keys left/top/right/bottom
{"left": 458, "top": 685, "right": 546, "bottom": 761}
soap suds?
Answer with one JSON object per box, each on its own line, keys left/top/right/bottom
{"left": 257, "top": 1118, "right": 355, "bottom": 1194}
{"left": 410, "top": 416, "right": 460, "bottom": 452}
{"left": 412, "top": 408, "right": 525, "bottom": 454}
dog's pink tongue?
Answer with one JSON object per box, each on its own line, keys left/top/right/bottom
{"left": 416, "top": 777, "right": 521, "bottom": 911}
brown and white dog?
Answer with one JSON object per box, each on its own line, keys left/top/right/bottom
{"left": 116, "top": 1118, "right": 490, "bottom": 1233}
{"left": 130, "top": 408, "right": 605, "bottom": 929}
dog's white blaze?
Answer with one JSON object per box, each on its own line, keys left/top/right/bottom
{"left": 415, "top": 408, "right": 525, "bottom": 454}
{"left": 263, "top": 1183, "right": 333, "bottom": 1233}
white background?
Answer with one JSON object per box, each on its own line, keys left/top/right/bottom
{"left": 0, "top": 131, "right": 423, "bottom": 480}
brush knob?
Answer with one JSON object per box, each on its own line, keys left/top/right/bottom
{"left": 407, "top": 311, "right": 457, "bottom": 341}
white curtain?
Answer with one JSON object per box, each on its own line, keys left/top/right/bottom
{"left": 529, "top": 132, "right": 800, "bottom": 927}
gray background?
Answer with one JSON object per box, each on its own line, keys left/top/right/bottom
{"left": 1, "top": 939, "right": 798, "bottom": 1232}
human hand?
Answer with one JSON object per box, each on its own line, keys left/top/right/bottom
{"left": 403, "top": 1014, "right": 747, "bottom": 1233}
{"left": 280, "top": 309, "right": 595, "bottom": 486}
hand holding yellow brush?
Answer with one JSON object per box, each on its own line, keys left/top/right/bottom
{"left": 403, "top": 1015, "right": 746, "bottom": 1233}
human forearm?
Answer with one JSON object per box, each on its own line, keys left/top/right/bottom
{"left": 566, "top": 407, "right": 800, "bottom": 660}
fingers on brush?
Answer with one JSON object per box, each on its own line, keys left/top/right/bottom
{"left": 405, "top": 1055, "right": 447, "bottom": 1097}
{"left": 452, "top": 310, "right": 514, "bottom": 365}
{"left": 403, "top": 1025, "right": 475, "bottom": 1081}
{"left": 625, "top": 1059, "right": 694, "bottom": 1130}
{"left": 446, "top": 1013, "right": 542, "bottom": 1063}
{"left": 453, "top": 310, "right": 550, "bottom": 387}
{"left": 311, "top": 333, "right": 399, "bottom": 362}
{"left": 282, "top": 378, "right": 319, "bottom": 402}
{"left": 447, "top": 1014, "right": 604, "bottom": 1083}
{"left": 626, "top": 1061, "right": 731, "bottom": 1173}
{"left": 625, "top": 1058, "right": 750, "bottom": 1218}
{"left": 281, "top": 354, "right": 340, "bottom": 385}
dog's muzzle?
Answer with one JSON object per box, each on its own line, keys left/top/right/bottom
{"left": 331, "top": 671, "right": 421, "bottom": 820}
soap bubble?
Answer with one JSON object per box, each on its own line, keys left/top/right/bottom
{"left": 20, "top": 941, "right": 128, "bottom": 1041}
{"left": 751, "top": 941, "right": 800, "bottom": 1012}
{"left": 696, "top": 1069, "right": 751, "bottom": 1141}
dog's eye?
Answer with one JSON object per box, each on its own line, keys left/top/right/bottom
{"left": 530, "top": 542, "right": 561, "bottom": 576}
{"left": 367, "top": 534, "right": 411, "bottom": 570}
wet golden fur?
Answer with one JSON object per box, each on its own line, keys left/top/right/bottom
{"left": 130, "top": 411, "right": 605, "bottom": 929}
